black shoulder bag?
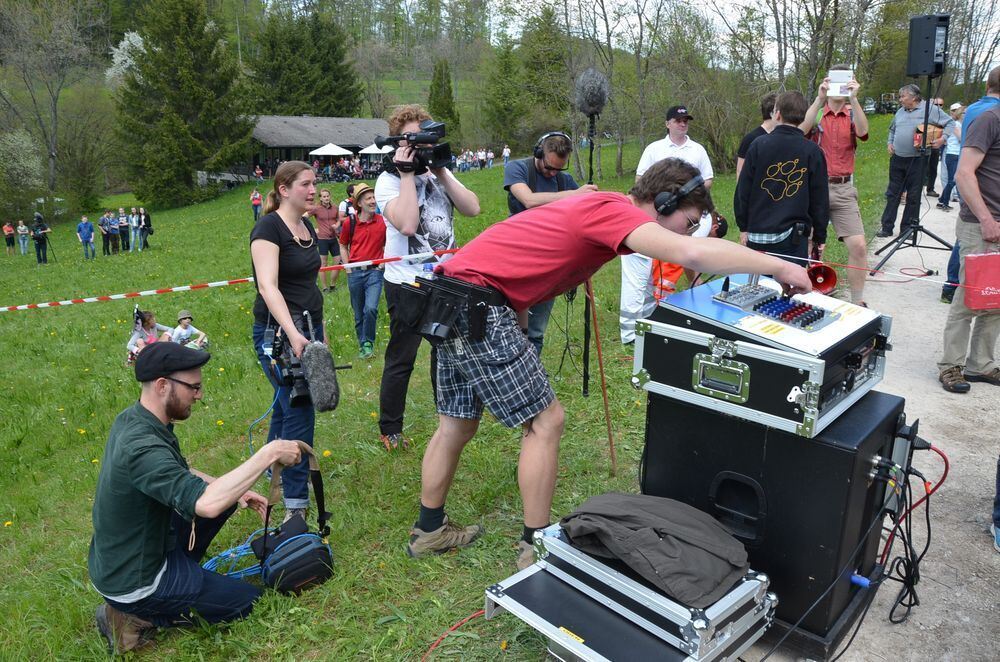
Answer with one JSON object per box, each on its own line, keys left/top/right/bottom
{"left": 250, "top": 441, "right": 334, "bottom": 594}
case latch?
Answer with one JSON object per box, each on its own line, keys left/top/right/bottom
{"left": 708, "top": 337, "right": 738, "bottom": 358}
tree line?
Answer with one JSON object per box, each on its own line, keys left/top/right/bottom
{"left": 0, "top": 0, "right": 997, "bottom": 216}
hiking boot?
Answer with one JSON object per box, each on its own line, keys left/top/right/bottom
{"left": 939, "top": 366, "right": 971, "bottom": 393}
{"left": 940, "top": 289, "right": 955, "bottom": 304}
{"left": 379, "top": 433, "right": 411, "bottom": 451}
{"left": 965, "top": 367, "right": 1000, "bottom": 386}
{"left": 95, "top": 603, "right": 156, "bottom": 655}
{"left": 283, "top": 507, "right": 308, "bottom": 524}
{"left": 407, "top": 516, "right": 483, "bottom": 558}
{"left": 875, "top": 228, "right": 893, "bottom": 238}
{"left": 516, "top": 540, "right": 536, "bottom": 571}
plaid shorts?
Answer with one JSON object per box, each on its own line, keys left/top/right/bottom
{"left": 436, "top": 305, "right": 555, "bottom": 427}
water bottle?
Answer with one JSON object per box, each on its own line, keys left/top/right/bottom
{"left": 422, "top": 262, "right": 436, "bottom": 280}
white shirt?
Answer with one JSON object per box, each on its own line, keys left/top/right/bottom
{"left": 172, "top": 324, "right": 202, "bottom": 343}
{"left": 637, "top": 134, "right": 714, "bottom": 237}
{"left": 374, "top": 170, "right": 456, "bottom": 284}
{"left": 636, "top": 134, "right": 714, "bottom": 180}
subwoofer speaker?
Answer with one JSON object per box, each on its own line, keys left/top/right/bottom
{"left": 640, "top": 390, "right": 905, "bottom": 638}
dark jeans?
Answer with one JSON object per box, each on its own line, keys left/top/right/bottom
{"left": 101, "top": 233, "right": 111, "bottom": 255}
{"left": 940, "top": 153, "right": 959, "bottom": 204}
{"left": 82, "top": 240, "right": 96, "bottom": 260}
{"left": 527, "top": 298, "right": 556, "bottom": 355}
{"left": 141, "top": 228, "right": 150, "bottom": 249}
{"left": 120, "top": 227, "right": 130, "bottom": 251}
{"left": 379, "top": 280, "right": 437, "bottom": 436}
{"left": 943, "top": 240, "right": 961, "bottom": 298}
{"left": 110, "top": 234, "right": 120, "bottom": 254}
{"left": 253, "top": 205, "right": 261, "bottom": 222}
{"left": 348, "top": 268, "right": 383, "bottom": 347}
{"left": 879, "top": 155, "right": 923, "bottom": 233}
{"left": 925, "top": 148, "right": 940, "bottom": 192}
{"left": 34, "top": 240, "right": 47, "bottom": 264}
{"left": 994, "top": 455, "right": 1000, "bottom": 529}
{"left": 747, "top": 230, "right": 809, "bottom": 268}
{"left": 252, "top": 321, "right": 324, "bottom": 509}
{"left": 106, "top": 506, "right": 262, "bottom": 627}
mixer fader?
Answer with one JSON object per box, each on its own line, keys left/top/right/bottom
{"left": 714, "top": 282, "right": 840, "bottom": 332}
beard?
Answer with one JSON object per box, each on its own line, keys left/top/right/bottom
{"left": 165, "top": 387, "right": 193, "bottom": 421}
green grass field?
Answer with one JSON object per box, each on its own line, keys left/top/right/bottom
{"left": 0, "top": 117, "right": 892, "bottom": 659}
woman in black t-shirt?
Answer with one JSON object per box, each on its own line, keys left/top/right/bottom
{"left": 250, "top": 161, "right": 324, "bottom": 522}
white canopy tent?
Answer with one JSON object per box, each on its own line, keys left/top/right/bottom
{"left": 309, "top": 142, "right": 354, "bottom": 157}
{"left": 359, "top": 143, "right": 393, "bottom": 155}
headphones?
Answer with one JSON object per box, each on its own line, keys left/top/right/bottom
{"left": 533, "top": 131, "right": 572, "bottom": 160}
{"left": 654, "top": 174, "right": 705, "bottom": 216}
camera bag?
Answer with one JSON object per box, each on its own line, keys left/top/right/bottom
{"left": 251, "top": 441, "right": 333, "bottom": 594}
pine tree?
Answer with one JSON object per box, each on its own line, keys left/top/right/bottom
{"left": 116, "top": 0, "right": 252, "bottom": 208}
{"left": 427, "top": 59, "right": 461, "bottom": 142}
{"left": 482, "top": 35, "right": 524, "bottom": 146}
{"left": 251, "top": 11, "right": 363, "bottom": 117}
{"left": 519, "top": 6, "right": 571, "bottom": 116}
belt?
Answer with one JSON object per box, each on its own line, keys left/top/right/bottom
{"left": 829, "top": 175, "right": 852, "bottom": 184}
{"left": 427, "top": 274, "right": 509, "bottom": 307}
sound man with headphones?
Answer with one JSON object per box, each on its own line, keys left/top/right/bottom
{"left": 404, "top": 157, "right": 812, "bottom": 571}
{"left": 504, "top": 132, "right": 599, "bottom": 354}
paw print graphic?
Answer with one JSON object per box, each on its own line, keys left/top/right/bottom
{"left": 761, "top": 159, "right": 807, "bottom": 201}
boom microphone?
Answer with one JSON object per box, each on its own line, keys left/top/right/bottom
{"left": 300, "top": 341, "right": 339, "bottom": 412}
{"left": 575, "top": 67, "right": 609, "bottom": 118}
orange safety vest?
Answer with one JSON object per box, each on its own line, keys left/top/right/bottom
{"left": 652, "top": 260, "right": 683, "bottom": 301}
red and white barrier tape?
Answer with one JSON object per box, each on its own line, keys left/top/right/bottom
{"left": 0, "top": 249, "right": 458, "bottom": 313}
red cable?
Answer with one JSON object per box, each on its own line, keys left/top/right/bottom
{"left": 879, "top": 445, "right": 949, "bottom": 565}
{"left": 421, "top": 609, "right": 485, "bottom": 661}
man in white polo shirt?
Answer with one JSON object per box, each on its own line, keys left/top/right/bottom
{"left": 620, "top": 104, "right": 714, "bottom": 344}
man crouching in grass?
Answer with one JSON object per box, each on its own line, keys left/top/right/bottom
{"left": 87, "top": 342, "right": 302, "bottom": 654}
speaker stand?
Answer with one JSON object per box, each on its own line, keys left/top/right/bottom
{"left": 869, "top": 73, "right": 953, "bottom": 275}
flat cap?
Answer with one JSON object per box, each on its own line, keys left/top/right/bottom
{"left": 135, "top": 342, "right": 210, "bottom": 382}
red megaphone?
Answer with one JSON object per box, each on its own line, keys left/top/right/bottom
{"left": 808, "top": 263, "right": 838, "bottom": 294}
{"left": 807, "top": 246, "right": 837, "bottom": 294}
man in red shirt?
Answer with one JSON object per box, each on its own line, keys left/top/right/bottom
{"left": 338, "top": 183, "right": 387, "bottom": 361}
{"left": 404, "top": 158, "right": 812, "bottom": 569}
{"left": 309, "top": 189, "right": 342, "bottom": 293}
{"left": 800, "top": 68, "right": 871, "bottom": 305}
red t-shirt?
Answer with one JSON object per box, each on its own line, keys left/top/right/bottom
{"left": 339, "top": 213, "right": 388, "bottom": 262}
{"left": 309, "top": 203, "right": 339, "bottom": 240}
{"left": 811, "top": 104, "right": 869, "bottom": 177}
{"left": 441, "top": 192, "right": 652, "bottom": 311}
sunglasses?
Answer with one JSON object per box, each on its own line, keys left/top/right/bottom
{"left": 540, "top": 159, "right": 569, "bottom": 173}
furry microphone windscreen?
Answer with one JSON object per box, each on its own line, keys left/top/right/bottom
{"left": 301, "top": 342, "right": 339, "bottom": 412}
{"left": 575, "top": 67, "right": 610, "bottom": 117}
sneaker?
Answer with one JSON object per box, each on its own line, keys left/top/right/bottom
{"left": 283, "top": 507, "right": 307, "bottom": 524}
{"left": 938, "top": 366, "right": 971, "bottom": 393}
{"left": 927, "top": 190, "right": 939, "bottom": 198}
{"left": 964, "top": 367, "right": 1000, "bottom": 386}
{"left": 95, "top": 604, "right": 156, "bottom": 655}
{"left": 407, "top": 516, "right": 483, "bottom": 557}
{"left": 360, "top": 341, "right": 374, "bottom": 360}
{"left": 380, "top": 432, "right": 411, "bottom": 451}
{"left": 992, "top": 523, "right": 1000, "bottom": 554}
{"left": 875, "top": 228, "right": 893, "bottom": 238}
{"left": 940, "top": 290, "right": 955, "bottom": 304}
{"left": 516, "top": 540, "right": 536, "bottom": 570}
{"left": 940, "top": 204, "right": 953, "bottom": 211}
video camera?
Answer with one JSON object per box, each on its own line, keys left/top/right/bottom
{"left": 375, "top": 120, "right": 452, "bottom": 174}
{"left": 263, "top": 327, "right": 311, "bottom": 408}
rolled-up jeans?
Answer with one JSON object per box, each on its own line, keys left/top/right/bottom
{"left": 252, "top": 320, "right": 324, "bottom": 509}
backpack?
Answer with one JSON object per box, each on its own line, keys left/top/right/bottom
{"left": 507, "top": 157, "right": 567, "bottom": 216}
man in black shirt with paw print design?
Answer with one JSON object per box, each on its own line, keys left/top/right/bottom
{"left": 735, "top": 91, "right": 829, "bottom": 266}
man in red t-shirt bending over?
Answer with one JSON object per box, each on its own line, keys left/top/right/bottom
{"left": 406, "top": 157, "right": 812, "bottom": 569}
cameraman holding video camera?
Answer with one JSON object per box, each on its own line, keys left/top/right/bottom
{"left": 250, "top": 161, "right": 325, "bottom": 521}
{"left": 374, "top": 104, "right": 480, "bottom": 451}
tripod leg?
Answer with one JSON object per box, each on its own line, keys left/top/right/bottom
{"left": 916, "top": 225, "right": 954, "bottom": 250}
{"left": 871, "top": 227, "right": 915, "bottom": 273}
